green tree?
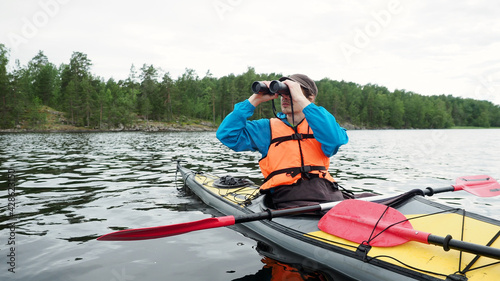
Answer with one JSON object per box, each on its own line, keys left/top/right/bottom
{"left": 106, "top": 78, "right": 135, "bottom": 127}
{"left": 201, "top": 70, "right": 217, "bottom": 122}
{"left": 216, "top": 74, "right": 235, "bottom": 121}
{"left": 0, "top": 44, "right": 11, "bottom": 128}
{"left": 80, "top": 76, "right": 94, "bottom": 127}
{"left": 389, "top": 97, "right": 405, "bottom": 129}
{"left": 138, "top": 64, "right": 158, "bottom": 121}
{"left": 175, "top": 68, "right": 200, "bottom": 118}
{"left": 316, "top": 78, "right": 334, "bottom": 116}
{"left": 28, "top": 51, "right": 58, "bottom": 105}
{"left": 9, "top": 60, "right": 41, "bottom": 128}
{"left": 59, "top": 52, "right": 93, "bottom": 126}
{"left": 160, "top": 72, "right": 174, "bottom": 121}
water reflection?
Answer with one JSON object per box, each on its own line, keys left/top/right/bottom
{"left": 233, "top": 257, "right": 327, "bottom": 281}
{"left": 0, "top": 130, "right": 499, "bottom": 281}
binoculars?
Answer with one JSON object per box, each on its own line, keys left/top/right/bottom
{"left": 251, "top": 81, "right": 290, "bottom": 96}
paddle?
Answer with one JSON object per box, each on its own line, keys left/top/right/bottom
{"left": 424, "top": 175, "right": 500, "bottom": 197}
{"left": 318, "top": 200, "right": 500, "bottom": 260}
{"left": 97, "top": 202, "right": 336, "bottom": 241}
{"left": 97, "top": 175, "right": 499, "bottom": 241}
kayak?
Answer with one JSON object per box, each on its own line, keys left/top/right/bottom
{"left": 175, "top": 162, "right": 500, "bottom": 281}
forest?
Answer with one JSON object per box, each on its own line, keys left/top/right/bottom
{"left": 1, "top": 44, "right": 499, "bottom": 130}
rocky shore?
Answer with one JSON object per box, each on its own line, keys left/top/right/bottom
{"left": 0, "top": 122, "right": 216, "bottom": 133}
{"left": 0, "top": 106, "right": 216, "bottom": 133}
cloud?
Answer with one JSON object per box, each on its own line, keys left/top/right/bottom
{"left": 1, "top": 0, "right": 499, "bottom": 105}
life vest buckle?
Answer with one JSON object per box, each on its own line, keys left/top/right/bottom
{"left": 291, "top": 133, "right": 303, "bottom": 140}
{"left": 300, "top": 166, "right": 312, "bottom": 173}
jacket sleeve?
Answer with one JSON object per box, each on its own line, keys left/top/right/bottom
{"left": 216, "top": 100, "right": 271, "bottom": 156}
{"left": 303, "top": 103, "right": 348, "bottom": 157}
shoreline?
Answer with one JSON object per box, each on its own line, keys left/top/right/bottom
{"left": 1, "top": 104, "right": 497, "bottom": 133}
{"left": 2, "top": 125, "right": 498, "bottom": 134}
{"left": 0, "top": 124, "right": 217, "bottom": 134}
{"left": 0, "top": 105, "right": 217, "bottom": 134}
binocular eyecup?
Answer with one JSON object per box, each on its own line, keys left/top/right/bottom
{"left": 251, "top": 81, "right": 290, "bottom": 96}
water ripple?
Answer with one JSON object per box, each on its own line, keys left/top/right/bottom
{"left": 0, "top": 130, "right": 499, "bottom": 280}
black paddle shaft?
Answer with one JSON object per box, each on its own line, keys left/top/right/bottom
{"left": 423, "top": 186, "right": 455, "bottom": 196}
{"left": 234, "top": 204, "right": 323, "bottom": 224}
{"left": 428, "top": 234, "right": 500, "bottom": 260}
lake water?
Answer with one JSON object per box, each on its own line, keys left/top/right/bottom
{"left": 1, "top": 129, "right": 499, "bottom": 281}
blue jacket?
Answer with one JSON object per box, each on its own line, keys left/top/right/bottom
{"left": 216, "top": 99, "right": 348, "bottom": 158}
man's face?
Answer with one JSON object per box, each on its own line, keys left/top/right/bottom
{"left": 280, "top": 94, "right": 293, "bottom": 114}
{"left": 280, "top": 92, "right": 315, "bottom": 115}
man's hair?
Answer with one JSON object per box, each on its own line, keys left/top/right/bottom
{"left": 279, "top": 74, "right": 318, "bottom": 99}
{"left": 301, "top": 86, "right": 314, "bottom": 100}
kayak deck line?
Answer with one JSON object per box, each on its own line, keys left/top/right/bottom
{"left": 460, "top": 230, "right": 500, "bottom": 274}
{"left": 177, "top": 163, "right": 500, "bottom": 281}
{"left": 192, "top": 172, "right": 261, "bottom": 207}
{"left": 305, "top": 210, "right": 500, "bottom": 279}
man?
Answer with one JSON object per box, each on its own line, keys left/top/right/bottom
{"left": 216, "top": 74, "right": 348, "bottom": 208}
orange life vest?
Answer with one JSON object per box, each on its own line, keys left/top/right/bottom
{"left": 259, "top": 118, "right": 335, "bottom": 190}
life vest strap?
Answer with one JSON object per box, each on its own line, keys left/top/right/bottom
{"left": 270, "top": 133, "right": 315, "bottom": 146}
{"left": 263, "top": 165, "right": 327, "bottom": 184}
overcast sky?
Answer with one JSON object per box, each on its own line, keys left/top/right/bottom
{"left": 1, "top": 0, "right": 499, "bottom": 105}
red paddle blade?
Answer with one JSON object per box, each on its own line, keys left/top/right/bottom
{"left": 454, "top": 175, "right": 500, "bottom": 197}
{"left": 97, "top": 216, "right": 236, "bottom": 241}
{"left": 318, "top": 200, "right": 429, "bottom": 247}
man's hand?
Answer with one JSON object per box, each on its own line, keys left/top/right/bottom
{"left": 248, "top": 81, "right": 279, "bottom": 107}
{"left": 282, "top": 80, "right": 311, "bottom": 110}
